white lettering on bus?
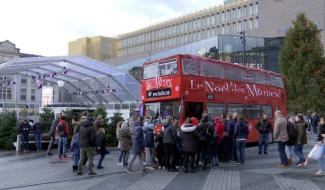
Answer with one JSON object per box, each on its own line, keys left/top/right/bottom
{"left": 190, "top": 80, "right": 280, "bottom": 98}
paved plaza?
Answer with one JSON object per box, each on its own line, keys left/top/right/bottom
{"left": 0, "top": 135, "right": 324, "bottom": 190}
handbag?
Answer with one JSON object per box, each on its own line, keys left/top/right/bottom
{"left": 308, "top": 143, "right": 324, "bottom": 160}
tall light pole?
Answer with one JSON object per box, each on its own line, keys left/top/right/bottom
{"left": 57, "top": 80, "right": 64, "bottom": 104}
{"left": 240, "top": 31, "right": 246, "bottom": 66}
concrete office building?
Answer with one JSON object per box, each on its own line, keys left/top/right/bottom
{"left": 69, "top": 0, "right": 325, "bottom": 72}
{"left": 69, "top": 36, "right": 119, "bottom": 61}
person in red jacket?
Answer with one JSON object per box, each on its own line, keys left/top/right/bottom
{"left": 214, "top": 117, "right": 225, "bottom": 162}
{"left": 56, "top": 116, "right": 70, "bottom": 159}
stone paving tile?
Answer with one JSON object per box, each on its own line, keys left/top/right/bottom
{"left": 202, "top": 169, "right": 240, "bottom": 190}
{"left": 273, "top": 176, "right": 321, "bottom": 190}
{"left": 240, "top": 171, "right": 280, "bottom": 190}
{"left": 124, "top": 170, "right": 179, "bottom": 190}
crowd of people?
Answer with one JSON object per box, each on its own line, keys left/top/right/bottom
{"left": 17, "top": 110, "right": 325, "bottom": 176}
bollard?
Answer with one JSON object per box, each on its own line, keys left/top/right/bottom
{"left": 15, "top": 134, "right": 21, "bottom": 152}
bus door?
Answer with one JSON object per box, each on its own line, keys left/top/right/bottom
{"left": 185, "top": 102, "right": 203, "bottom": 120}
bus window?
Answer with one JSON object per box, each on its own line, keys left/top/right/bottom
{"left": 200, "top": 61, "right": 225, "bottom": 78}
{"left": 206, "top": 103, "right": 226, "bottom": 119}
{"left": 160, "top": 101, "right": 180, "bottom": 119}
{"left": 246, "top": 105, "right": 261, "bottom": 119}
{"left": 228, "top": 104, "right": 244, "bottom": 116}
{"left": 182, "top": 58, "right": 199, "bottom": 75}
{"left": 145, "top": 103, "right": 160, "bottom": 118}
{"left": 261, "top": 105, "right": 273, "bottom": 119}
{"left": 159, "top": 59, "right": 178, "bottom": 76}
{"left": 225, "top": 67, "right": 244, "bottom": 81}
{"left": 143, "top": 64, "right": 158, "bottom": 79}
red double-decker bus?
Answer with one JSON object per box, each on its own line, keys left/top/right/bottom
{"left": 141, "top": 54, "right": 286, "bottom": 142}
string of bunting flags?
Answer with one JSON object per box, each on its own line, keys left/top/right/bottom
{"left": 70, "top": 85, "right": 118, "bottom": 96}
{"left": 0, "top": 79, "right": 16, "bottom": 87}
{"left": 31, "top": 67, "right": 71, "bottom": 89}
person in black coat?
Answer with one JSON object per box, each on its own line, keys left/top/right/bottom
{"left": 196, "top": 115, "right": 214, "bottom": 170}
{"left": 20, "top": 119, "right": 31, "bottom": 153}
{"left": 181, "top": 118, "right": 199, "bottom": 173}
{"left": 163, "top": 116, "right": 178, "bottom": 172}
{"left": 96, "top": 127, "right": 109, "bottom": 169}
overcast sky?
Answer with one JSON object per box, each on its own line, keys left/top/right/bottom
{"left": 0, "top": 0, "right": 223, "bottom": 56}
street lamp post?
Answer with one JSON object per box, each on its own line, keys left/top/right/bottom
{"left": 240, "top": 31, "right": 246, "bottom": 66}
{"left": 57, "top": 80, "right": 64, "bottom": 104}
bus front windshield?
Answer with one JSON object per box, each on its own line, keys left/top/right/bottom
{"left": 145, "top": 101, "right": 180, "bottom": 121}
{"left": 143, "top": 59, "right": 178, "bottom": 79}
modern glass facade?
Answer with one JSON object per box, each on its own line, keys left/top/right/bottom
{"left": 116, "top": 35, "right": 283, "bottom": 73}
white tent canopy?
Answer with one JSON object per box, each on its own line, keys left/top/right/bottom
{"left": 0, "top": 56, "right": 140, "bottom": 106}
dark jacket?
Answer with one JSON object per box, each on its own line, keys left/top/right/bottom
{"left": 96, "top": 130, "right": 107, "bottom": 153}
{"left": 318, "top": 124, "right": 325, "bottom": 141}
{"left": 197, "top": 121, "right": 213, "bottom": 142}
{"left": 181, "top": 123, "right": 199, "bottom": 153}
{"left": 132, "top": 121, "right": 145, "bottom": 154}
{"left": 234, "top": 120, "right": 249, "bottom": 140}
{"left": 20, "top": 122, "right": 31, "bottom": 135}
{"left": 294, "top": 121, "right": 307, "bottom": 145}
{"left": 255, "top": 119, "right": 272, "bottom": 134}
{"left": 163, "top": 124, "right": 177, "bottom": 145}
{"left": 144, "top": 125, "right": 154, "bottom": 148}
{"left": 32, "top": 122, "right": 42, "bottom": 135}
{"left": 227, "top": 119, "right": 236, "bottom": 137}
{"left": 78, "top": 117, "right": 96, "bottom": 148}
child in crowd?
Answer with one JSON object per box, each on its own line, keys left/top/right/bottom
{"left": 71, "top": 132, "right": 80, "bottom": 172}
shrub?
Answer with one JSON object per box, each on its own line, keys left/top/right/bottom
{"left": 0, "top": 111, "right": 18, "bottom": 150}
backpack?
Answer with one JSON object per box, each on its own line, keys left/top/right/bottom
{"left": 57, "top": 123, "right": 66, "bottom": 137}
{"left": 257, "top": 120, "right": 269, "bottom": 134}
{"left": 287, "top": 122, "right": 298, "bottom": 144}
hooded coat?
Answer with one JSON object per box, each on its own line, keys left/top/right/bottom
{"left": 144, "top": 123, "right": 155, "bottom": 148}
{"left": 78, "top": 116, "right": 96, "bottom": 148}
{"left": 181, "top": 123, "right": 199, "bottom": 153}
{"left": 132, "top": 121, "right": 145, "bottom": 154}
{"left": 119, "top": 126, "right": 132, "bottom": 151}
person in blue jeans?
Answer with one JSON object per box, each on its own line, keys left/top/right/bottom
{"left": 32, "top": 119, "right": 43, "bottom": 152}
{"left": 56, "top": 116, "right": 69, "bottom": 159}
{"left": 71, "top": 132, "right": 80, "bottom": 172}
{"left": 293, "top": 115, "right": 307, "bottom": 166}
{"left": 234, "top": 115, "right": 249, "bottom": 164}
{"left": 273, "top": 111, "right": 289, "bottom": 168}
{"left": 255, "top": 114, "right": 272, "bottom": 155}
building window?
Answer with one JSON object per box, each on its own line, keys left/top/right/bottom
{"left": 232, "top": 9, "right": 235, "bottom": 21}
{"left": 255, "top": 3, "right": 259, "bottom": 15}
{"left": 237, "top": 8, "right": 241, "bottom": 19}
{"left": 243, "top": 6, "right": 247, "bottom": 18}
{"left": 243, "top": 20, "right": 247, "bottom": 31}
{"left": 233, "top": 23, "right": 236, "bottom": 33}
{"left": 21, "top": 78, "right": 27, "bottom": 84}
{"left": 31, "top": 89, "right": 36, "bottom": 101}
{"left": 249, "top": 4, "right": 253, "bottom": 16}
{"left": 237, "top": 22, "right": 242, "bottom": 32}
{"left": 254, "top": 18, "right": 259, "bottom": 28}
{"left": 206, "top": 16, "right": 210, "bottom": 27}
{"left": 6, "top": 89, "right": 12, "bottom": 100}
{"left": 197, "top": 18, "right": 201, "bottom": 29}
{"left": 211, "top": 15, "right": 215, "bottom": 26}
{"left": 216, "top": 13, "right": 220, "bottom": 25}
{"left": 222, "top": 25, "right": 225, "bottom": 34}
{"left": 249, "top": 19, "right": 253, "bottom": 30}
{"left": 221, "top": 12, "right": 225, "bottom": 23}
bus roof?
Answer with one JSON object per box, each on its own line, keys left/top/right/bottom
{"left": 143, "top": 54, "right": 281, "bottom": 78}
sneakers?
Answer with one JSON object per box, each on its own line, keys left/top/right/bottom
{"left": 97, "top": 166, "right": 104, "bottom": 169}
{"left": 117, "top": 162, "right": 123, "bottom": 166}
{"left": 88, "top": 171, "right": 97, "bottom": 176}
{"left": 125, "top": 169, "right": 133, "bottom": 174}
{"left": 276, "top": 164, "right": 289, "bottom": 168}
{"left": 315, "top": 170, "right": 324, "bottom": 176}
{"left": 77, "top": 171, "right": 82, "bottom": 175}
{"left": 146, "top": 166, "right": 154, "bottom": 170}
